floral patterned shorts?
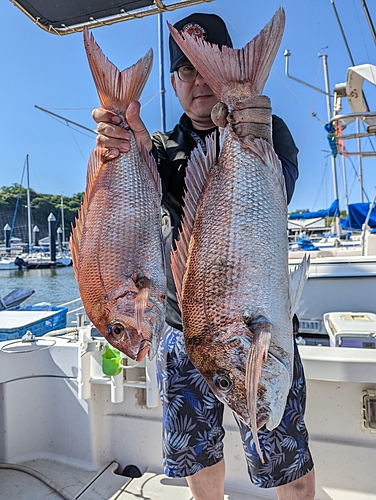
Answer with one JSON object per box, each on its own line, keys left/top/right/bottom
{"left": 156, "top": 325, "right": 314, "bottom": 488}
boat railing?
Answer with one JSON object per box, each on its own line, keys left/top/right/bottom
{"left": 58, "top": 297, "right": 86, "bottom": 324}
{"left": 328, "top": 111, "right": 376, "bottom": 158}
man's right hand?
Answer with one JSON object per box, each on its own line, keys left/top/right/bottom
{"left": 92, "top": 101, "right": 152, "bottom": 160}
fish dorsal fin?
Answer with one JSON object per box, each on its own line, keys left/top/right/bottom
{"left": 288, "top": 254, "right": 310, "bottom": 317}
{"left": 167, "top": 8, "right": 285, "bottom": 102}
{"left": 83, "top": 28, "right": 153, "bottom": 114}
{"left": 140, "top": 143, "right": 162, "bottom": 198}
{"left": 171, "top": 134, "right": 217, "bottom": 307}
{"left": 70, "top": 147, "right": 105, "bottom": 278}
{"left": 244, "top": 138, "right": 287, "bottom": 203}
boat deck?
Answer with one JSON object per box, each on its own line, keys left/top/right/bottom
{"left": 0, "top": 459, "right": 267, "bottom": 500}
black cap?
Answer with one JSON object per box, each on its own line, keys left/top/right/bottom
{"left": 169, "top": 13, "right": 233, "bottom": 73}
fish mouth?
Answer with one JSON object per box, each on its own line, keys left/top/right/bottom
{"left": 106, "top": 319, "right": 152, "bottom": 361}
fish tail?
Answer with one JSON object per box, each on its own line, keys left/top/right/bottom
{"left": 83, "top": 28, "right": 153, "bottom": 114}
{"left": 245, "top": 330, "right": 271, "bottom": 464}
{"left": 167, "top": 8, "right": 285, "bottom": 100}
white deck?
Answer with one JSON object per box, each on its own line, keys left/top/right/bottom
{"left": 1, "top": 335, "right": 376, "bottom": 500}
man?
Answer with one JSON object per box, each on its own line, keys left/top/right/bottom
{"left": 93, "top": 12, "right": 315, "bottom": 500}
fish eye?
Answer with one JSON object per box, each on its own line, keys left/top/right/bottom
{"left": 107, "top": 322, "right": 124, "bottom": 340}
{"left": 214, "top": 373, "right": 233, "bottom": 393}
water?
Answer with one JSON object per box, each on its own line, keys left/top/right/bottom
{"left": 0, "top": 266, "right": 81, "bottom": 326}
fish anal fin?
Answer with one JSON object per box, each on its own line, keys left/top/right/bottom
{"left": 245, "top": 330, "right": 271, "bottom": 464}
{"left": 289, "top": 254, "right": 310, "bottom": 317}
{"left": 171, "top": 135, "right": 216, "bottom": 307}
{"left": 83, "top": 28, "right": 153, "bottom": 115}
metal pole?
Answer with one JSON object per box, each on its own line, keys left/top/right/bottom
{"left": 341, "top": 155, "right": 349, "bottom": 211}
{"left": 33, "top": 225, "right": 40, "bottom": 247}
{"left": 321, "top": 55, "right": 339, "bottom": 201}
{"left": 61, "top": 195, "right": 65, "bottom": 243}
{"left": 158, "top": 13, "right": 166, "bottom": 132}
{"left": 330, "top": 0, "right": 369, "bottom": 111}
{"left": 48, "top": 213, "right": 57, "bottom": 263}
{"left": 4, "top": 224, "right": 11, "bottom": 253}
{"left": 321, "top": 53, "right": 341, "bottom": 234}
{"left": 357, "top": 119, "right": 364, "bottom": 202}
{"left": 26, "top": 154, "right": 32, "bottom": 253}
{"left": 360, "top": 0, "right": 376, "bottom": 45}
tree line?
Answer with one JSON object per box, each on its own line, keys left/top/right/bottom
{"left": 0, "top": 184, "right": 83, "bottom": 244}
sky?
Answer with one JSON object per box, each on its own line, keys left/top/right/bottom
{"left": 1, "top": 0, "right": 376, "bottom": 214}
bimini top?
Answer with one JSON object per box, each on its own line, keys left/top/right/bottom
{"left": 10, "top": 0, "right": 213, "bottom": 35}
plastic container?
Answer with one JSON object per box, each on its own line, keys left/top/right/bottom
{"left": 0, "top": 306, "right": 68, "bottom": 341}
{"left": 323, "top": 312, "right": 376, "bottom": 348}
{"left": 102, "top": 344, "right": 122, "bottom": 376}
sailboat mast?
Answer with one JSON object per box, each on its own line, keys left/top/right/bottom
{"left": 26, "top": 154, "right": 32, "bottom": 252}
{"left": 61, "top": 195, "right": 65, "bottom": 244}
{"left": 158, "top": 12, "right": 166, "bottom": 132}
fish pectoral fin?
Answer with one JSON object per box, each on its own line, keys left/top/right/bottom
{"left": 245, "top": 330, "right": 271, "bottom": 464}
{"left": 134, "top": 277, "right": 151, "bottom": 333}
{"left": 288, "top": 254, "right": 310, "bottom": 317}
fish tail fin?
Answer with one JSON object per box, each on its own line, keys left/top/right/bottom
{"left": 134, "top": 278, "right": 151, "bottom": 333}
{"left": 167, "top": 8, "right": 285, "bottom": 100}
{"left": 245, "top": 330, "right": 271, "bottom": 464}
{"left": 83, "top": 28, "right": 153, "bottom": 114}
{"left": 289, "top": 254, "right": 310, "bottom": 317}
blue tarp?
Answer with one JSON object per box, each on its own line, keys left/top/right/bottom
{"left": 341, "top": 203, "right": 376, "bottom": 230}
{"left": 296, "top": 236, "right": 319, "bottom": 250}
{"left": 289, "top": 199, "right": 340, "bottom": 220}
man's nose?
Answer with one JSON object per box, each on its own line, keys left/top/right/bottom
{"left": 194, "top": 72, "right": 206, "bottom": 84}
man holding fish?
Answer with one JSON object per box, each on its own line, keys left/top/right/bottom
{"left": 92, "top": 10, "right": 315, "bottom": 500}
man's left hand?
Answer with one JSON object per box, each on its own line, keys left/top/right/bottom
{"left": 227, "top": 95, "right": 272, "bottom": 145}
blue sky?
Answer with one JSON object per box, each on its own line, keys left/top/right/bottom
{"left": 1, "top": 0, "right": 376, "bottom": 213}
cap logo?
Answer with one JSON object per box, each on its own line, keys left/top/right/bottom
{"left": 181, "top": 22, "right": 207, "bottom": 41}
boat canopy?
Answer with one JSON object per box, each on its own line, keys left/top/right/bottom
{"left": 10, "top": 0, "right": 213, "bottom": 35}
{"left": 341, "top": 202, "right": 376, "bottom": 230}
{"left": 289, "top": 199, "right": 339, "bottom": 220}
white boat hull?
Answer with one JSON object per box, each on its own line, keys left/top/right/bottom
{"left": 289, "top": 253, "right": 376, "bottom": 336}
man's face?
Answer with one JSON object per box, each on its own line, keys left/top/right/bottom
{"left": 171, "top": 60, "right": 219, "bottom": 130}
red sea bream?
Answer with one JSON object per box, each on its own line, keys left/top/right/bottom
{"left": 169, "top": 9, "right": 309, "bottom": 461}
{"left": 71, "top": 30, "right": 166, "bottom": 362}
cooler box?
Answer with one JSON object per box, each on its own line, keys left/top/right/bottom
{"left": 0, "top": 306, "right": 68, "bottom": 341}
{"left": 323, "top": 312, "right": 376, "bottom": 348}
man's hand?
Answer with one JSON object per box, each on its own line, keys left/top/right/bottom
{"left": 227, "top": 95, "right": 272, "bottom": 146}
{"left": 92, "top": 101, "right": 152, "bottom": 160}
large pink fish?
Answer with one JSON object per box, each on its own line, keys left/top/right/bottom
{"left": 169, "top": 9, "right": 309, "bottom": 461}
{"left": 71, "top": 30, "right": 166, "bottom": 362}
